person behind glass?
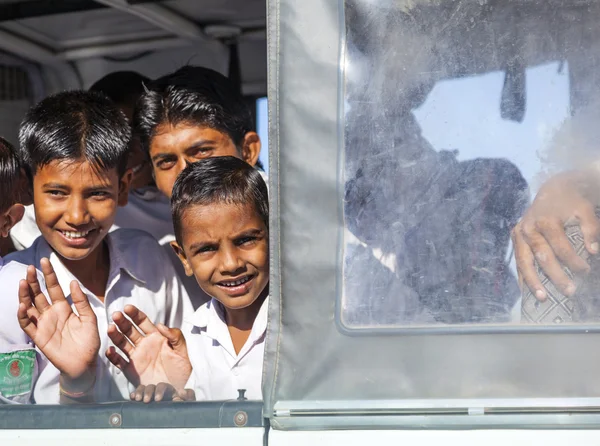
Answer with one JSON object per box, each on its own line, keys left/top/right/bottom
{"left": 0, "top": 136, "right": 45, "bottom": 405}
{"left": 131, "top": 65, "right": 265, "bottom": 309}
{"left": 11, "top": 91, "right": 189, "bottom": 404}
{"left": 513, "top": 169, "right": 600, "bottom": 300}
{"left": 104, "top": 157, "right": 270, "bottom": 402}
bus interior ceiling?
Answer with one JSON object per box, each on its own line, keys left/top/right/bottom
{"left": 0, "top": 0, "right": 267, "bottom": 145}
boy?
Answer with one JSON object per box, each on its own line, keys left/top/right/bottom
{"left": 10, "top": 71, "right": 156, "bottom": 251}
{"left": 0, "top": 136, "right": 42, "bottom": 404}
{"left": 133, "top": 66, "right": 265, "bottom": 201}
{"left": 131, "top": 65, "right": 266, "bottom": 309}
{"left": 103, "top": 157, "right": 270, "bottom": 402}
{"left": 10, "top": 90, "right": 190, "bottom": 404}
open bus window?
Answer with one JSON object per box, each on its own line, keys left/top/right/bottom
{"left": 341, "top": 0, "right": 597, "bottom": 329}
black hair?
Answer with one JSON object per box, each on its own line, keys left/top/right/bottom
{"left": 133, "top": 65, "right": 254, "bottom": 157}
{"left": 19, "top": 90, "right": 131, "bottom": 178}
{"left": 0, "top": 137, "right": 22, "bottom": 212}
{"left": 89, "top": 71, "right": 150, "bottom": 110}
{"left": 171, "top": 156, "right": 268, "bottom": 246}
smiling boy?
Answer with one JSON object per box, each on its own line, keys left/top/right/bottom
{"left": 9, "top": 91, "right": 190, "bottom": 403}
{"left": 103, "top": 157, "right": 270, "bottom": 402}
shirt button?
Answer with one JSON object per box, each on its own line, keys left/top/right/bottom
{"left": 232, "top": 367, "right": 239, "bottom": 376}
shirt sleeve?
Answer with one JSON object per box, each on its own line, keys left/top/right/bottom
{"left": 158, "top": 245, "right": 194, "bottom": 328}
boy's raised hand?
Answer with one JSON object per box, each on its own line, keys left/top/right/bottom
{"left": 106, "top": 305, "right": 192, "bottom": 391}
{"left": 17, "top": 258, "right": 101, "bottom": 380}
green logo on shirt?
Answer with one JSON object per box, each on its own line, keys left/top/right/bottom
{"left": 0, "top": 350, "right": 35, "bottom": 398}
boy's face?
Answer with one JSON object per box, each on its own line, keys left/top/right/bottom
{"left": 149, "top": 123, "right": 261, "bottom": 198}
{"left": 32, "top": 159, "right": 131, "bottom": 261}
{"left": 172, "top": 202, "right": 269, "bottom": 310}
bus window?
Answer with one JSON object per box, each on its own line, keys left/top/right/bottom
{"left": 263, "top": 0, "right": 600, "bottom": 429}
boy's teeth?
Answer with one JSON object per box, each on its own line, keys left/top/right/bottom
{"left": 62, "top": 230, "right": 90, "bottom": 239}
{"left": 221, "top": 276, "right": 250, "bottom": 287}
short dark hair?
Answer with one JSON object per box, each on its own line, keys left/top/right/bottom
{"left": 19, "top": 90, "right": 131, "bottom": 178}
{"left": 0, "top": 137, "right": 22, "bottom": 212}
{"left": 89, "top": 71, "right": 150, "bottom": 109}
{"left": 133, "top": 65, "right": 253, "bottom": 156}
{"left": 171, "top": 156, "right": 268, "bottom": 246}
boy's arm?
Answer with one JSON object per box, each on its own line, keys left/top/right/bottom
{"left": 17, "top": 259, "right": 100, "bottom": 404}
{"left": 513, "top": 169, "right": 600, "bottom": 300}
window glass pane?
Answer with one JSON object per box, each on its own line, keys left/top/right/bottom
{"left": 342, "top": 0, "right": 597, "bottom": 329}
{"left": 257, "top": 96, "right": 269, "bottom": 175}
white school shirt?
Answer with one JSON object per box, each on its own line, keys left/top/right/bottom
{"left": 183, "top": 296, "right": 269, "bottom": 401}
{"left": 0, "top": 257, "right": 45, "bottom": 404}
{"left": 113, "top": 187, "right": 210, "bottom": 310}
{"left": 5, "top": 228, "right": 193, "bottom": 403}
{"left": 11, "top": 188, "right": 210, "bottom": 310}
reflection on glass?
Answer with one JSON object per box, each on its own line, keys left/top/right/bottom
{"left": 341, "top": 0, "right": 599, "bottom": 328}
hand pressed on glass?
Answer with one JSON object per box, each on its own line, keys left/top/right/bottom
{"left": 130, "top": 383, "right": 196, "bottom": 403}
{"left": 512, "top": 171, "right": 600, "bottom": 300}
{"left": 17, "top": 258, "right": 100, "bottom": 400}
{"left": 105, "top": 304, "right": 192, "bottom": 393}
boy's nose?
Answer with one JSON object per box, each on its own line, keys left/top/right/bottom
{"left": 64, "top": 197, "right": 90, "bottom": 226}
{"left": 220, "top": 248, "right": 244, "bottom": 274}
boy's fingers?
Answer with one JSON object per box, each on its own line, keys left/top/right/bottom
{"left": 40, "top": 258, "right": 65, "bottom": 305}
{"left": 157, "top": 324, "right": 187, "bottom": 352}
{"left": 70, "top": 281, "right": 95, "bottom": 321}
{"left": 537, "top": 220, "right": 590, "bottom": 274}
{"left": 123, "top": 305, "right": 157, "bottom": 335}
{"left": 577, "top": 205, "right": 600, "bottom": 255}
{"left": 175, "top": 389, "right": 196, "bottom": 402}
{"left": 154, "top": 383, "right": 174, "bottom": 402}
{"left": 132, "top": 385, "right": 145, "bottom": 402}
{"left": 106, "top": 346, "right": 129, "bottom": 371}
{"left": 17, "top": 301, "right": 37, "bottom": 339}
{"left": 112, "top": 311, "right": 144, "bottom": 345}
{"left": 107, "top": 324, "right": 134, "bottom": 356}
{"left": 18, "top": 277, "right": 35, "bottom": 309}
{"left": 143, "top": 384, "right": 156, "bottom": 403}
{"left": 512, "top": 228, "right": 546, "bottom": 300}
{"left": 26, "top": 265, "right": 49, "bottom": 312}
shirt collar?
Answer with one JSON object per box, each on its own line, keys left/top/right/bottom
{"left": 34, "top": 233, "right": 146, "bottom": 299}
{"left": 187, "top": 295, "right": 270, "bottom": 344}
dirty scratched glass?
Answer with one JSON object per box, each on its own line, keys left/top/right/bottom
{"left": 341, "top": 0, "right": 600, "bottom": 328}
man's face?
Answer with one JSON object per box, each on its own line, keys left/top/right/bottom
{"left": 148, "top": 123, "right": 260, "bottom": 198}
{"left": 32, "top": 159, "right": 129, "bottom": 261}
{"left": 173, "top": 202, "right": 269, "bottom": 310}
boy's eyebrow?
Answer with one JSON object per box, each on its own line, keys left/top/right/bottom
{"left": 233, "top": 228, "right": 265, "bottom": 238}
{"left": 185, "top": 140, "right": 217, "bottom": 153}
{"left": 41, "top": 182, "right": 69, "bottom": 189}
{"left": 83, "top": 184, "right": 113, "bottom": 193}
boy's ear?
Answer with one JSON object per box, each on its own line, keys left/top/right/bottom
{"left": 17, "top": 168, "right": 33, "bottom": 206}
{"left": 117, "top": 168, "right": 134, "bottom": 207}
{"left": 170, "top": 241, "right": 194, "bottom": 277}
{"left": 241, "top": 132, "right": 261, "bottom": 167}
{"left": 0, "top": 204, "right": 25, "bottom": 237}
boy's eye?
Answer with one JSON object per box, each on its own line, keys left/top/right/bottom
{"left": 89, "top": 191, "right": 110, "bottom": 199}
{"left": 156, "top": 159, "right": 176, "bottom": 170}
{"left": 236, "top": 236, "right": 257, "bottom": 246}
{"left": 195, "top": 245, "right": 217, "bottom": 255}
{"left": 46, "top": 190, "right": 66, "bottom": 197}
{"left": 192, "top": 148, "right": 213, "bottom": 159}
